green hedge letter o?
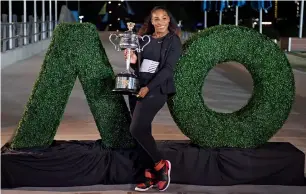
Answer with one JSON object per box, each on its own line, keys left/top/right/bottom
{"left": 168, "top": 25, "right": 295, "bottom": 148}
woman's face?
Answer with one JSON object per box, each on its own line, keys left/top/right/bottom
{"left": 151, "top": 9, "right": 170, "bottom": 34}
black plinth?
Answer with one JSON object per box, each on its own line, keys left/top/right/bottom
{"left": 1, "top": 140, "right": 305, "bottom": 188}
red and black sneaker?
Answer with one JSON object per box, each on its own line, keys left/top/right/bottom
{"left": 134, "top": 169, "right": 158, "bottom": 192}
{"left": 154, "top": 160, "right": 171, "bottom": 192}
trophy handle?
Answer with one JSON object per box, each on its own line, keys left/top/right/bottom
{"left": 137, "top": 35, "right": 151, "bottom": 52}
{"left": 109, "top": 33, "right": 120, "bottom": 51}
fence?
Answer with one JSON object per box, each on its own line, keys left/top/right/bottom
{"left": 1, "top": 14, "right": 56, "bottom": 52}
{"left": 181, "top": 31, "right": 194, "bottom": 43}
{"left": 280, "top": 37, "right": 306, "bottom": 52}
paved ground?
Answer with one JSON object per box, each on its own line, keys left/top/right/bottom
{"left": 286, "top": 52, "right": 306, "bottom": 72}
{"left": 1, "top": 32, "right": 306, "bottom": 193}
{"left": 2, "top": 185, "right": 306, "bottom": 194}
{"left": 289, "top": 51, "right": 306, "bottom": 59}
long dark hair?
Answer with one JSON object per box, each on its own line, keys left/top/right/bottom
{"left": 138, "top": 6, "right": 181, "bottom": 38}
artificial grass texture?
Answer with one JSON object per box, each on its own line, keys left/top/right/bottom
{"left": 167, "top": 25, "right": 295, "bottom": 148}
{"left": 10, "top": 23, "right": 135, "bottom": 149}
{"left": 10, "top": 24, "right": 295, "bottom": 150}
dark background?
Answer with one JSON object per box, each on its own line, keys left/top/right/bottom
{"left": 1, "top": 1, "right": 305, "bottom": 37}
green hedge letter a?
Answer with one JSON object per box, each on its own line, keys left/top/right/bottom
{"left": 10, "top": 23, "right": 135, "bottom": 149}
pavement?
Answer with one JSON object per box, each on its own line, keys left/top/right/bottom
{"left": 2, "top": 185, "right": 306, "bottom": 194}
{"left": 286, "top": 52, "right": 306, "bottom": 72}
{"left": 289, "top": 51, "right": 306, "bottom": 58}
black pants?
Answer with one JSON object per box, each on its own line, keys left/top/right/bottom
{"left": 129, "top": 88, "right": 167, "bottom": 166}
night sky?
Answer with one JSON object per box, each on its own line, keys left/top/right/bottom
{"left": 1, "top": 1, "right": 302, "bottom": 31}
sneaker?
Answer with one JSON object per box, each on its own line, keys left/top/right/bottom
{"left": 154, "top": 160, "right": 171, "bottom": 192}
{"left": 134, "top": 169, "right": 157, "bottom": 192}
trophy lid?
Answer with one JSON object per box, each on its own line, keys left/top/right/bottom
{"left": 118, "top": 22, "right": 135, "bottom": 36}
{"left": 127, "top": 22, "right": 135, "bottom": 31}
{"left": 117, "top": 22, "right": 136, "bottom": 37}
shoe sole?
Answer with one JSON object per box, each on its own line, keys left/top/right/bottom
{"left": 159, "top": 160, "right": 171, "bottom": 192}
{"left": 135, "top": 185, "right": 153, "bottom": 192}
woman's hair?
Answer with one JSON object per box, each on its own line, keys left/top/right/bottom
{"left": 138, "top": 6, "right": 181, "bottom": 38}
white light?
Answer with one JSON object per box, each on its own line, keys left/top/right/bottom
{"left": 118, "top": 18, "right": 120, "bottom": 20}
{"left": 252, "top": 21, "right": 272, "bottom": 28}
{"left": 116, "top": 29, "right": 119, "bottom": 32}
{"left": 109, "top": 11, "right": 112, "bottom": 13}
{"left": 262, "top": 22, "right": 272, "bottom": 25}
{"left": 108, "top": 1, "right": 111, "bottom": 4}
{"left": 79, "top": 15, "right": 84, "bottom": 23}
{"left": 118, "top": 3, "right": 121, "bottom": 6}
{"left": 121, "top": 0, "right": 124, "bottom": 2}
{"left": 109, "top": 24, "right": 112, "bottom": 26}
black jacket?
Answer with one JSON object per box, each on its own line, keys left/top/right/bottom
{"left": 133, "top": 32, "right": 182, "bottom": 95}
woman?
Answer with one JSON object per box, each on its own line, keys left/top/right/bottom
{"left": 124, "top": 6, "right": 182, "bottom": 192}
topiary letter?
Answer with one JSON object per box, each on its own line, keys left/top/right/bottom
{"left": 168, "top": 25, "right": 295, "bottom": 148}
{"left": 10, "top": 23, "right": 135, "bottom": 149}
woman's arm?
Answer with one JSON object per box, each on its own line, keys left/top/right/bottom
{"left": 130, "top": 52, "right": 139, "bottom": 70}
{"left": 146, "top": 35, "right": 182, "bottom": 90}
{"left": 124, "top": 49, "right": 138, "bottom": 70}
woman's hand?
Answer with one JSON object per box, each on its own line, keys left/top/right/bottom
{"left": 124, "top": 49, "right": 137, "bottom": 64}
{"left": 137, "top": 87, "right": 150, "bottom": 98}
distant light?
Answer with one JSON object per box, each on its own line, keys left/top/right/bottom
{"left": 263, "top": 22, "right": 272, "bottom": 25}
{"left": 255, "top": 22, "right": 272, "bottom": 25}
{"left": 252, "top": 21, "right": 272, "bottom": 28}
{"left": 118, "top": 18, "right": 120, "bottom": 20}
{"left": 118, "top": 3, "right": 121, "bottom": 6}
{"left": 109, "top": 24, "right": 112, "bottom": 26}
{"left": 108, "top": 1, "right": 111, "bottom": 4}
{"left": 109, "top": 11, "right": 112, "bottom": 13}
{"left": 79, "top": 16, "right": 84, "bottom": 23}
{"left": 121, "top": 0, "right": 124, "bottom": 2}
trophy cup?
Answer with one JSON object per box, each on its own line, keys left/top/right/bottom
{"left": 109, "top": 22, "right": 150, "bottom": 95}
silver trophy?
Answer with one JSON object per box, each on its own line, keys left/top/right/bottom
{"left": 109, "top": 22, "right": 150, "bottom": 94}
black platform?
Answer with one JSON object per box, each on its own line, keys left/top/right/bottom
{"left": 1, "top": 140, "right": 305, "bottom": 188}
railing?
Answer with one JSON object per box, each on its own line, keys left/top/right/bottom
{"left": 1, "top": 15, "right": 57, "bottom": 52}
{"left": 181, "top": 31, "right": 194, "bottom": 43}
{"left": 280, "top": 37, "right": 306, "bottom": 52}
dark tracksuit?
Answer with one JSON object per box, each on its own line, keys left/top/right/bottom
{"left": 129, "top": 32, "right": 182, "bottom": 167}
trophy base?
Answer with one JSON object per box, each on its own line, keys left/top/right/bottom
{"left": 112, "top": 88, "right": 139, "bottom": 95}
{"left": 113, "top": 72, "right": 139, "bottom": 95}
